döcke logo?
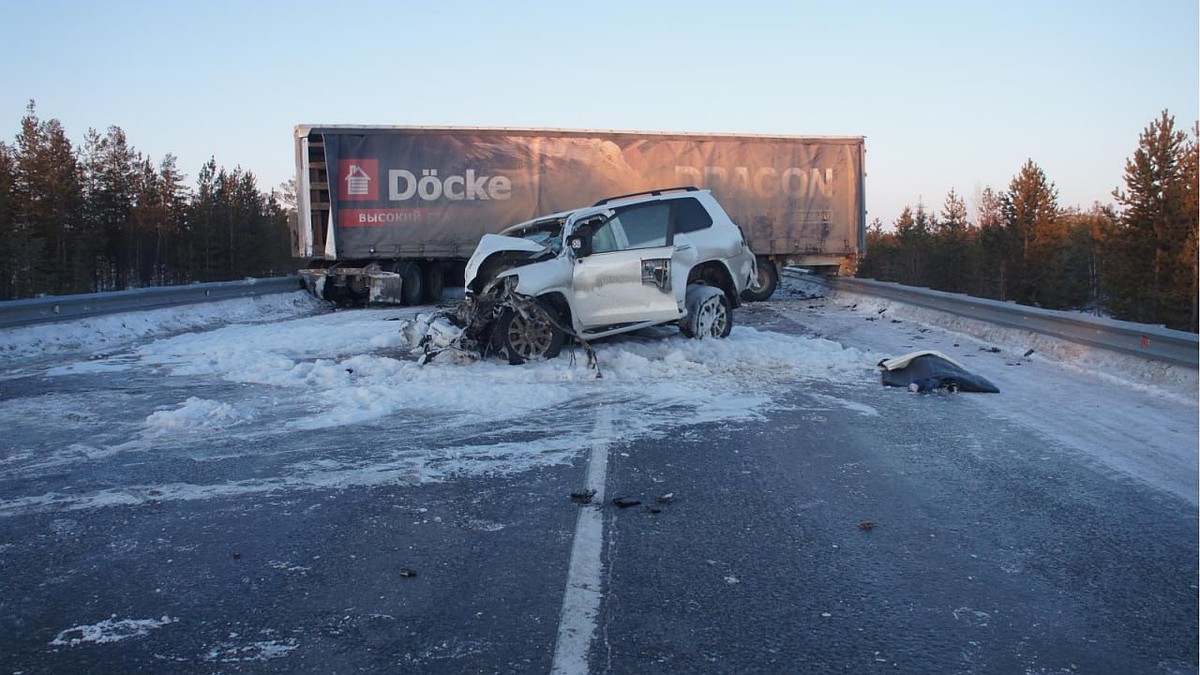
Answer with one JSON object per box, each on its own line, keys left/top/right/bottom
{"left": 388, "top": 169, "right": 511, "bottom": 201}
{"left": 338, "top": 159, "right": 379, "bottom": 201}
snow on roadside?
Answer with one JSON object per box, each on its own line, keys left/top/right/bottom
{"left": 0, "top": 291, "right": 326, "bottom": 367}
{"left": 783, "top": 279, "right": 1199, "bottom": 506}
{"left": 0, "top": 294, "right": 875, "bottom": 515}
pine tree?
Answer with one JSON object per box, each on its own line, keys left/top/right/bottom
{"left": 857, "top": 218, "right": 899, "bottom": 280}
{"left": 976, "top": 186, "right": 1007, "bottom": 298}
{"left": 152, "top": 154, "right": 190, "bottom": 285}
{"left": 0, "top": 141, "right": 17, "bottom": 299}
{"left": 1109, "top": 111, "right": 1198, "bottom": 329}
{"left": 13, "top": 101, "right": 85, "bottom": 296}
{"left": 1178, "top": 126, "right": 1199, "bottom": 330}
{"left": 893, "top": 205, "right": 926, "bottom": 285}
{"left": 82, "top": 126, "right": 142, "bottom": 289}
{"left": 189, "top": 158, "right": 222, "bottom": 281}
{"left": 930, "top": 188, "right": 974, "bottom": 293}
{"left": 1002, "top": 160, "right": 1060, "bottom": 305}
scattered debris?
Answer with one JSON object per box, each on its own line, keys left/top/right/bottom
{"left": 611, "top": 496, "right": 642, "bottom": 508}
{"left": 879, "top": 350, "right": 999, "bottom": 393}
{"left": 858, "top": 521, "right": 877, "bottom": 531}
{"left": 399, "top": 568, "right": 418, "bottom": 578}
{"left": 569, "top": 488, "right": 597, "bottom": 504}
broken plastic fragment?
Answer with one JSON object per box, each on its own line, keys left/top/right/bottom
{"left": 570, "top": 489, "right": 596, "bottom": 504}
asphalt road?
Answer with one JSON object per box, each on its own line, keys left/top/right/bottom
{"left": 0, "top": 299, "right": 1195, "bottom": 674}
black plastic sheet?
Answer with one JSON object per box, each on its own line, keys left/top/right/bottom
{"left": 878, "top": 350, "right": 999, "bottom": 393}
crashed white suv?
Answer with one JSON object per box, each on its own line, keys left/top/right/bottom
{"left": 403, "top": 187, "right": 757, "bottom": 364}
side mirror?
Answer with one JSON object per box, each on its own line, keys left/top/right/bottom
{"left": 567, "top": 234, "right": 592, "bottom": 258}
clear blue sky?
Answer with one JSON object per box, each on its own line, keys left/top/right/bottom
{"left": 2, "top": 0, "right": 1196, "bottom": 227}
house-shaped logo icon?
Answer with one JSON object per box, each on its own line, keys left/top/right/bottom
{"left": 338, "top": 159, "right": 378, "bottom": 201}
{"left": 346, "top": 165, "right": 370, "bottom": 196}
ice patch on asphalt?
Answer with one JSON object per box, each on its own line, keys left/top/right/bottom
{"left": 49, "top": 616, "right": 176, "bottom": 647}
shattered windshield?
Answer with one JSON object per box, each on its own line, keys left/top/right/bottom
{"left": 508, "top": 218, "right": 565, "bottom": 254}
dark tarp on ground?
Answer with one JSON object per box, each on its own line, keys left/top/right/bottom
{"left": 878, "top": 351, "right": 1000, "bottom": 393}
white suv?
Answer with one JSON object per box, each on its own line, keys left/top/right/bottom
{"left": 404, "top": 187, "right": 757, "bottom": 364}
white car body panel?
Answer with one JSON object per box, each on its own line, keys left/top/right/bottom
{"left": 461, "top": 188, "right": 756, "bottom": 342}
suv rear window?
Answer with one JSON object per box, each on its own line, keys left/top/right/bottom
{"left": 674, "top": 198, "right": 714, "bottom": 233}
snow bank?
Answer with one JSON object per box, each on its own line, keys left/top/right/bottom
{"left": 0, "top": 291, "right": 325, "bottom": 366}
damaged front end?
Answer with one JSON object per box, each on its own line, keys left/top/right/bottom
{"left": 399, "top": 276, "right": 571, "bottom": 366}
{"left": 399, "top": 277, "right": 507, "bottom": 365}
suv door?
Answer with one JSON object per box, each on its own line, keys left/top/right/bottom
{"left": 571, "top": 202, "right": 690, "bottom": 328}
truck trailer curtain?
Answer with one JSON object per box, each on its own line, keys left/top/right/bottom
{"left": 322, "top": 130, "right": 863, "bottom": 260}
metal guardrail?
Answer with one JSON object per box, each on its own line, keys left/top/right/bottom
{"left": 0, "top": 277, "right": 305, "bottom": 330}
{"left": 784, "top": 270, "right": 1198, "bottom": 368}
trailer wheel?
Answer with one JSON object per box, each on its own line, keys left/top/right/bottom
{"left": 397, "top": 262, "right": 423, "bottom": 306}
{"left": 740, "top": 258, "right": 778, "bottom": 302}
{"left": 423, "top": 262, "right": 445, "bottom": 303}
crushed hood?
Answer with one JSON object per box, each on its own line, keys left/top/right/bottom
{"left": 464, "top": 234, "right": 551, "bottom": 288}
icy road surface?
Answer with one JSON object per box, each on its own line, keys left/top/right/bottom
{"left": 1, "top": 283, "right": 1193, "bottom": 516}
{"left": 0, "top": 282, "right": 1195, "bottom": 673}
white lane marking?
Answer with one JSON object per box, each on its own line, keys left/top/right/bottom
{"left": 551, "top": 407, "right": 612, "bottom": 675}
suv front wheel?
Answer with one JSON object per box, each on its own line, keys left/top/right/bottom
{"left": 492, "top": 303, "right": 566, "bottom": 364}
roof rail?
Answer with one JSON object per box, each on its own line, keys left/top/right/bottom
{"left": 592, "top": 186, "right": 698, "bottom": 206}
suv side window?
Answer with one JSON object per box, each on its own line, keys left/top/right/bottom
{"left": 673, "top": 197, "right": 714, "bottom": 234}
{"left": 592, "top": 203, "right": 671, "bottom": 253}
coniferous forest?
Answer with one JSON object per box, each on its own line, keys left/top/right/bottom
{"left": 0, "top": 104, "right": 1196, "bottom": 332}
{"left": 0, "top": 102, "right": 296, "bottom": 301}
{"left": 858, "top": 110, "right": 1199, "bottom": 332}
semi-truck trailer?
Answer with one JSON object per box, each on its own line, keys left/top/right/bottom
{"left": 293, "top": 126, "right": 865, "bottom": 304}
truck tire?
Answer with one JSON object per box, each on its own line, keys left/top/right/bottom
{"left": 740, "top": 258, "right": 778, "bottom": 302}
{"left": 423, "top": 262, "right": 445, "bottom": 303}
{"left": 398, "top": 262, "right": 423, "bottom": 306}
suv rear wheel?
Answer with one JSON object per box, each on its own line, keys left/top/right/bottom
{"left": 680, "top": 288, "right": 733, "bottom": 339}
